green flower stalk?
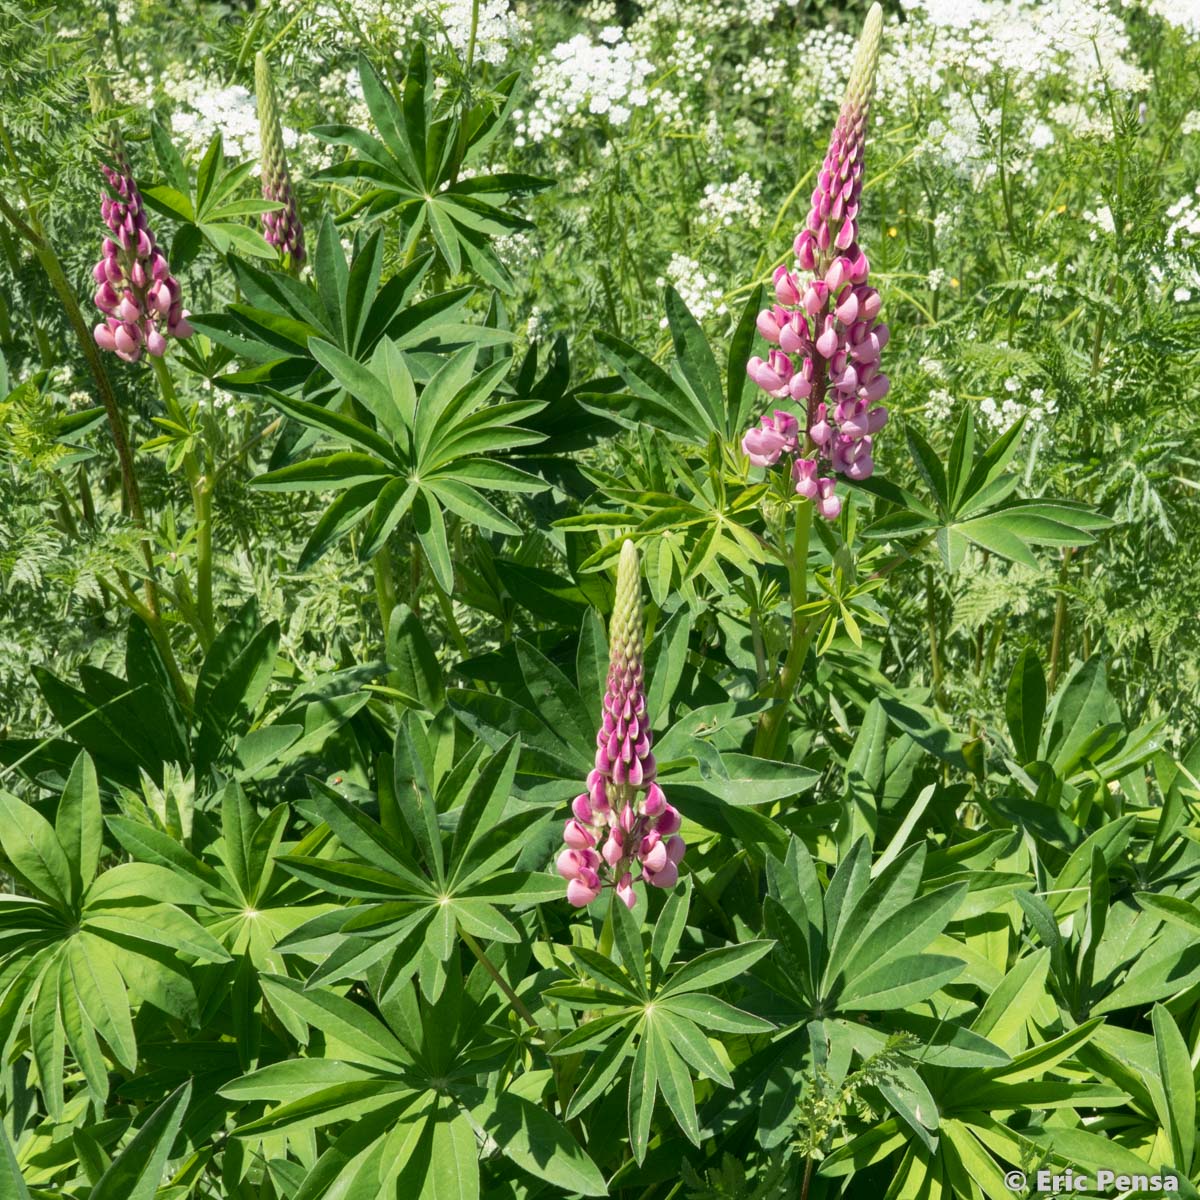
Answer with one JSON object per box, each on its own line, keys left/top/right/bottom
{"left": 255, "top": 52, "right": 305, "bottom": 268}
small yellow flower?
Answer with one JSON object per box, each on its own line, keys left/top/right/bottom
{"left": 1056, "top": 204, "right": 1067, "bottom": 214}
{"left": 887, "top": 226, "right": 898, "bottom": 238}
{"left": 950, "top": 277, "right": 960, "bottom": 288}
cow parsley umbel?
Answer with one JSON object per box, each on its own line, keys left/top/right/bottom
{"left": 558, "top": 540, "right": 685, "bottom": 909}
{"left": 742, "top": 2, "right": 888, "bottom": 519}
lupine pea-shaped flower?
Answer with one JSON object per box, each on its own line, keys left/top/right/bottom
{"left": 558, "top": 540, "right": 685, "bottom": 909}
{"left": 89, "top": 112, "right": 192, "bottom": 363}
{"left": 742, "top": 2, "right": 887, "bottom": 521}
{"left": 256, "top": 52, "right": 305, "bottom": 269}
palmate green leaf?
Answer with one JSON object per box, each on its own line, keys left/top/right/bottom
{"left": 861, "top": 411, "right": 1115, "bottom": 571}
{"left": 1005, "top": 646, "right": 1046, "bottom": 765}
{"left": 259, "top": 974, "right": 410, "bottom": 1064}
{"left": 650, "top": 1020, "right": 701, "bottom": 1146}
{"left": 55, "top": 751, "right": 102, "bottom": 903}
{"left": 66, "top": 932, "right": 137, "bottom": 1070}
{"left": 0, "top": 1115, "right": 32, "bottom": 1200}
{"left": 471, "top": 1091, "right": 608, "bottom": 1196}
{"left": 1151, "top": 1004, "right": 1195, "bottom": 1171}
{"left": 90, "top": 1081, "right": 192, "bottom": 1200}
{"left": 0, "top": 788, "right": 73, "bottom": 910}
{"left": 313, "top": 51, "right": 545, "bottom": 292}
{"left": 254, "top": 334, "right": 543, "bottom": 574}
{"left": 659, "top": 941, "right": 774, "bottom": 998}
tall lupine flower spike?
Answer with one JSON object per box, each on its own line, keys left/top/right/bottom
{"left": 256, "top": 52, "right": 306, "bottom": 269}
{"left": 558, "top": 540, "right": 685, "bottom": 910}
{"left": 741, "top": 2, "right": 888, "bottom": 520}
{"left": 88, "top": 79, "right": 192, "bottom": 363}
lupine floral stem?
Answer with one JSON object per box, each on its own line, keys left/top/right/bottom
{"left": 754, "top": 498, "right": 815, "bottom": 758}
{"left": 150, "top": 355, "right": 214, "bottom": 645}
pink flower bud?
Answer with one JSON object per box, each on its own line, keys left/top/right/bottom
{"left": 602, "top": 830, "right": 625, "bottom": 867}
{"left": 778, "top": 312, "right": 810, "bottom": 355}
{"left": 793, "top": 457, "right": 819, "bottom": 499}
{"left": 567, "top": 878, "right": 600, "bottom": 907}
{"left": 756, "top": 307, "right": 783, "bottom": 343}
{"left": 817, "top": 477, "right": 842, "bottom": 521}
{"left": 93, "top": 322, "right": 117, "bottom": 352}
{"left": 816, "top": 316, "right": 840, "bottom": 359}
{"left": 810, "top": 403, "right": 833, "bottom": 448}
{"left": 835, "top": 289, "right": 859, "bottom": 325}
{"left": 116, "top": 295, "right": 141, "bottom": 324}
{"left": 859, "top": 373, "right": 890, "bottom": 402}
{"left": 788, "top": 372, "right": 813, "bottom": 401}
{"left": 557, "top": 849, "right": 584, "bottom": 880}
{"left": 572, "top": 794, "right": 594, "bottom": 824}
{"left": 564, "top": 819, "right": 594, "bottom": 850}
{"left": 646, "top": 862, "right": 678, "bottom": 889}
{"left": 773, "top": 265, "right": 802, "bottom": 306}
{"left": 114, "top": 322, "right": 141, "bottom": 354}
{"left": 641, "top": 840, "right": 669, "bottom": 875}
{"left": 666, "top": 836, "right": 686, "bottom": 865}
{"left": 795, "top": 230, "right": 817, "bottom": 270}
{"left": 616, "top": 873, "right": 636, "bottom": 909}
{"left": 656, "top": 805, "right": 682, "bottom": 836}
{"left": 146, "top": 328, "right": 167, "bottom": 357}
{"left": 802, "top": 282, "right": 829, "bottom": 316}
{"left": 642, "top": 783, "right": 666, "bottom": 816}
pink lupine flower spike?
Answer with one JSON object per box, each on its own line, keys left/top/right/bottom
{"left": 740, "top": 2, "right": 887, "bottom": 520}
{"left": 558, "top": 540, "right": 685, "bottom": 910}
{"left": 91, "top": 148, "right": 192, "bottom": 363}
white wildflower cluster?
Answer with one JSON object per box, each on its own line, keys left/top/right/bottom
{"left": 525, "top": 305, "right": 551, "bottom": 342}
{"left": 160, "top": 77, "right": 297, "bottom": 163}
{"left": 793, "top": 27, "right": 857, "bottom": 112}
{"left": 1166, "top": 186, "right": 1200, "bottom": 251}
{"left": 1135, "top": 0, "right": 1200, "bottom": 37}
{"left": 660, "top": 30, "right": 715, "bottom": 85}
{"left": 979, "top": 382, "right": 1057, "bottom": 432}
{"left": 632, "top": 0, "right": 800, "bottom": 37}
{"left": 698, "top": 174, "right": 765, "bottom": 231}
{"left": 925, "top": 388, "right": 956, "bottom": 423}
{"left": 655, "top": 255, "right": 728, "bottom": 327}
{"left": 273, "top": 0, "right": 526, "bottom": 64}
{"left": 701, "top": 111, "right": 733, "bottom": 174}
{"left": 419, "top": 0, "right": 529, "bottom": 65}
{"left": 513, "top": 34, "right": 665, "bottom": 144}
{"left": 1081, "top": 205, "right": 1116, "bottom": 241}
{"left": 1023, "top": 261, "right": 1074, "bottom": 300}
{"left": 897, "top": 0, "right": 1146, "bottom": 94}
{"left": 1155, "top": 186, "right": 1200, "bottom": 301}
{"left": 730, "top": 55, "right": 788, "bottom": 100}
{"left": 494, "top": 231, "right": 537, "bottom": 271}
{"left": 920, "top": 92, "right": 1004, "bottom": 184}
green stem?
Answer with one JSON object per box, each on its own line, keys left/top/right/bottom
{"left": 925, "top": 564, "right": 943, "bottom": 707}
{"left": 431, "top": 573, "right": 471, "bottom": 659}
{"left": 460, "top": 927, "right": 538, "bottom": 1029}
{"left": 373, "top": 543, "right": 398, "bottom": 636}
{"left": 753, "top": 499, "right": 814, "bottom": 758}
{"left": 151, "top": 356, "right": 214, "bottom": 645}
{"left": 1048, "top": 546, "right": 1074, "bottom": 692}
